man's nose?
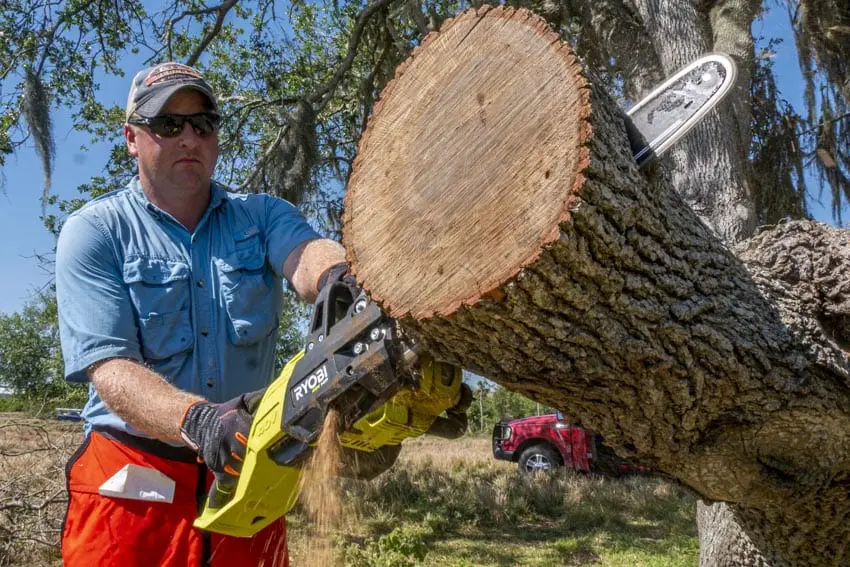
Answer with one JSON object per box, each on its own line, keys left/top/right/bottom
{"left": 176, "top": 122, "right": 202, "bottom": 146}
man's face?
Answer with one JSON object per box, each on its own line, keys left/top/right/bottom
{"left": 125, "top": 89, "right": 219, "bottom": 194}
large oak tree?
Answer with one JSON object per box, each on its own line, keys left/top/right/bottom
{"left": 342, "top": 8, "right": 850, "bottom": 564}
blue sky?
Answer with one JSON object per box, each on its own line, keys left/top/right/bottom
{"left": 0, "top": 53, "right": 145, "bottom": 314}
{"left": 0, "top": 5, "right": 841, "bottom": 315}
{"left": 0, "top": 105, "right": 118, "bottom": 313}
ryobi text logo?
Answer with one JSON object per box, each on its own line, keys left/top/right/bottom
{"left": 293, "top": 365, "right": 329, "bottom": 401}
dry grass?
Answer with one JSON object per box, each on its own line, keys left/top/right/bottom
{"left": 396, "top": 436, "right": 512, "bottom": 470}
{"left": 288, "top": 436, "right": 699, "bottom": 567}
{"left": 0, "top": 414, "right": 80, "bottom": 567}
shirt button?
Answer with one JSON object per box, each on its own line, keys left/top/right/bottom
{"left": 201, "top": 328, "right": 209, "bottom": 336}
{"left": 197, "top": 280, "right": 205, "bottom": 288}
{"left": 207, "top": 379, "right": 215, "bottom": 388}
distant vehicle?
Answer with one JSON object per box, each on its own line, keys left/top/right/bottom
{"left": 492, "top": 412, "right": 649, "bottom": 475}
{"left": 55, "top": 407, "right": 83, "bottom": 422}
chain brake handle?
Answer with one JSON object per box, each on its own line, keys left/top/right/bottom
{"left": 307, "top": 280, "right": 362, "bottom": 347}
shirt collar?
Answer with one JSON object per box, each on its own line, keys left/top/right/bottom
{"left": 129, "top": 176, "right": 228, "bottom": 219}
{"left": 208, "top": 181, "right": 227, "bottom": 210}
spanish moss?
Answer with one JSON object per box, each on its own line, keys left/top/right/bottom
{"left": 23, "top": 68, "right": 54, "bottom": 213}
{"left": 749, "top": 40, "right": 808, "bottom": 224}
{"left": 260, "top": 99, "right": 319, "bottom": 206}
{"left": 789, "top": 0, "right": 850, "bottom": 223}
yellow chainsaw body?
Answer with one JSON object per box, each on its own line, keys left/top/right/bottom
{"left": 193, "top": 352, "right": 461, "bottom": 537}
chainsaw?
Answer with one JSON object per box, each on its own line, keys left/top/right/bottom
{"left": 193, "top": 280, "right": 467, "bottom": 537}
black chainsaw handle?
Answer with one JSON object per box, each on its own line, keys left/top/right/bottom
{"left": 307, "top": 280, "right": 361, "bottom": 344}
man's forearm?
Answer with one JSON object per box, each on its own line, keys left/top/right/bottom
{"left": 283, "top": 238, "right": 347, "bottom": 302}
{"left": 88, "top": 358, "right": 204, "bottom": 445}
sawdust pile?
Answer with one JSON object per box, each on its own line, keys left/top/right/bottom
{"left": 299, "top": 408, "right": 344, "bottom": 567}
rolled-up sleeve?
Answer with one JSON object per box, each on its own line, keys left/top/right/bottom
{"left": 264, "top": 195, "right": 321, "bottom": 277}
{"left": 55, "top": 213, "right": 142, "bottom": 382}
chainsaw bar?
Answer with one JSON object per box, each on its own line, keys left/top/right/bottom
{"left": 627, "top": 53, "right": 737, "bottom": 168}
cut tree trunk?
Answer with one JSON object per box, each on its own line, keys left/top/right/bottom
{"left": 343, "top": 6, "right": 850, "bottom": 566}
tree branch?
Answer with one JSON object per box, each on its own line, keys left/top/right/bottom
{"left": 406, "top": 0, "right": 430, "bottom": 37}
{"left": 359, "top": 36, "right": 392, "bottom": 137}
{"left": 0, "top": 488, "right": 64, "bottom": 513}
{"left": 799, "top": 109, "right": 850, "bottom": 136}
{"left": 311, "top": 0, "right": 399, "bottom": 112}
{"left": 563, "top": 0, "right": 663, "bottom": 99}
{"left": 186, "top": 0, "right": 239, "bottom": 66}
{"left": 169, "top": 0, "right": 239, "bottom": 27}
{"left": 218, "top": 95, "right": 299, "bottom": 106}
{"left": 237, "top": 125, "right": 287, "bottom": 192}
{"left": 162, "top": 0, "right": 238, "bottom": 64}
{"left": 28, "top": 1, "right": 90, "bottom": 76}
{"left": 219, "top": 96, "right": 299, "bottom": 155}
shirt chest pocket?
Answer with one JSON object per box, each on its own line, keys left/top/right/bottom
{"left": 216, "top": 235, "right": 278, "bottom": 346}
{"left": 123, "top": 258, "right": 194, "bottom": 360}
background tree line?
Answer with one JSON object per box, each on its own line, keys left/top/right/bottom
{"left": 465, "top": 377, "right": 558, "bottom": 434}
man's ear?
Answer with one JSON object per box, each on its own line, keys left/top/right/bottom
{"left": 125, "top": 124, "right": 139, "bottom": 157}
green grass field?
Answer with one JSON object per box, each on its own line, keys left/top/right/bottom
{"left": 288, "top": 437, "right": 699, "bottom": 567}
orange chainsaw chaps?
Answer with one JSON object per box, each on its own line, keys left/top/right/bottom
{"left": 61, "top": 430, "right": 289, "bottom": 567}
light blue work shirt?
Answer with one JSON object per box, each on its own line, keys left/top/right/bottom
{"left": 55, "top": 177, "right": 320, "bottom": 438}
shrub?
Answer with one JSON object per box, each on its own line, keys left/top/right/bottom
{"left": 344, "top": 526, "right": 428, "bottom": 567}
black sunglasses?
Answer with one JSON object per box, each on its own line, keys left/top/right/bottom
{"left": 128, "top": 112, "right": 221, "bottom": 138}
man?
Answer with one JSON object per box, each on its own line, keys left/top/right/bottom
{"left": 56, "top": 62, "right": 350, "bottom": 566}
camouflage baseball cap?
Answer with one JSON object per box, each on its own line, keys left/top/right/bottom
{"left": 125, "top": 62, "right": 218, "bottom": 121}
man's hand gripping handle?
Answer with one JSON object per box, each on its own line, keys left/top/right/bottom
{"left": 180, "top": 390, "right": 264, "bottom": 509}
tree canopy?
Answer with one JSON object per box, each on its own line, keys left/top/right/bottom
{"left": 0, "top": 0, "right": 848, "bottom": 235}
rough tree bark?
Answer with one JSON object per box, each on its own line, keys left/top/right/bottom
{"left": 342, "top": 7, "right": 850, "bottom": 566}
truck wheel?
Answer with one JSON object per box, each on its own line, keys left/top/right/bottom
{"left": 518, "top": 445, "right": 559, "bottom": 474}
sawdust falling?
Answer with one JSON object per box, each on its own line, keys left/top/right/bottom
{"left": 299, "top": 408, "right": 344, "bottom": 567}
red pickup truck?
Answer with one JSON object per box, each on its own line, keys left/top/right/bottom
{"left": 492, "top": 412, "right": 646, "bottom": 475}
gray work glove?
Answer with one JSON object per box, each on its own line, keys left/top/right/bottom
{"left": 180, "top": 390, "right": 264, "bottom": 507}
